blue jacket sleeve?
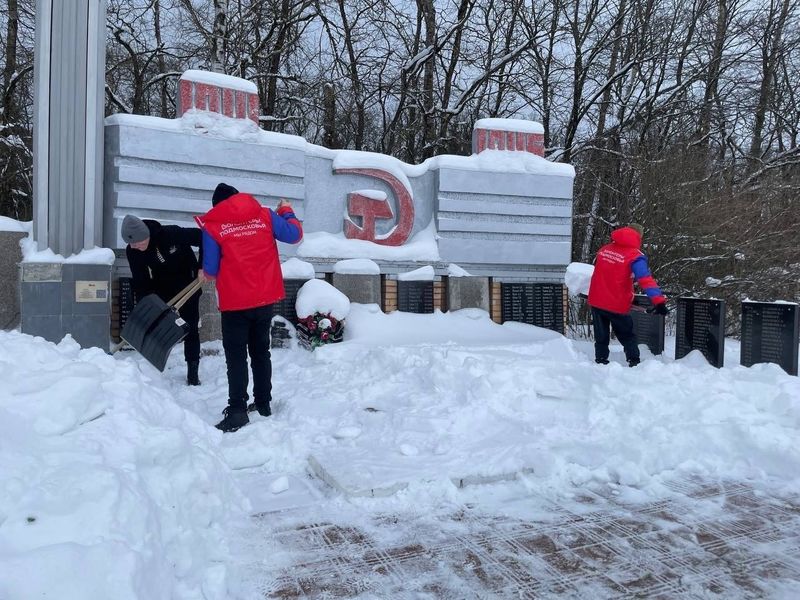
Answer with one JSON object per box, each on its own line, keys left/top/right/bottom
{"left": 631, "top": 255, "right": 665, "bottom": 303}
{"left": 270, "top": 208, "right": 303, "bottom": 244}
{"left": 201, "top": 230, "right": 221, "bottom": 277}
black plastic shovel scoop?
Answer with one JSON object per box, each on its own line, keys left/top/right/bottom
{"left": 119, "top": 278, "right": 203, "bottom": 372}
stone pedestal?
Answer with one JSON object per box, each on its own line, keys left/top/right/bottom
{"left": 21, "top": 262, "right": 112, "bottom": 349}
{"left": 198, "top": 280, "right": 221, "bottom": 342}
{"left": 332, "top": 273, "right": 382, "bottom": 305}
{"left": 0, "top": 231, "right": 25, "bottom": 329}
{"left": 447, "top": 277, "right": 490, "bottom": 312}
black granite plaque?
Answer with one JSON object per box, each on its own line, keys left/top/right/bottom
{"left": 500, "top": 283, "right": 564, "bottom": 334}
{"left": 675, "top": 298, "right": 725, "bottom": 368}
{"left": 740, "top": 302, "right": 799, "bottom": 376}
{"left": 271, "top": 279, "right": 307, "bottom": 323}
{"left": 630, "top": 294, "right": 665, "bottom": 355}
{"left": 118, "top": 277, "right": 134, "bottom": 332}
{"left": 397, "top": 281, "right": 434, "bottom": 314}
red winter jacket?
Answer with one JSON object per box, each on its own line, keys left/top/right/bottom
{"left": 195, "top": 193, "right": 302, "bottom": 312}
{"left": 588, "top": 227, "right": 665, "bottom": 314}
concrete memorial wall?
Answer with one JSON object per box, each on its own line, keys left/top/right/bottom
{"left": 104, "top": 71, "right": 575, "bottom": 292}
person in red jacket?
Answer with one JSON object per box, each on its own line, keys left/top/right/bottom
{"left": 587, "top": 224, "right": 668, "bottom": 367}
{"left": 195, "top": 183, "right": 303, "bottom": 432}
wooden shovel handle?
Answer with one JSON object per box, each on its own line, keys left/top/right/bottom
{"left": 167, "top": 276, "right": 204, "bottom": 310}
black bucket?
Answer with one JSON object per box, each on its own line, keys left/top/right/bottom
{"left": 120, "top": 293, "right": 189, "bottom": 371}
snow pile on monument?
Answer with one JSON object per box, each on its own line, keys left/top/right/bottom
{"left": 0, "top": 216, "right": 115, "bottom": 265}
{"left": 0, "top": 332, "right": 247, "bottom": 600}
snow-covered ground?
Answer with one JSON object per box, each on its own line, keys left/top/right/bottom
{"left": 1, "top": 304, "right": 799, "bottom": 599}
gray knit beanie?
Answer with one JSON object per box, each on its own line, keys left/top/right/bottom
{"left": 121, "top": 215, "right": 150, "bottom": 244}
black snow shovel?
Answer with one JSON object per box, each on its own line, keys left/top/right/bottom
{"left": 118, "top": 277, "right": 204, "bottom": 372}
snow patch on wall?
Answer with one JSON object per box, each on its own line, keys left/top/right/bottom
{"left": 298, "top": 221, "right": 440, "bottom": 262}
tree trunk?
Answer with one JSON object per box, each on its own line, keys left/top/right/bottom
{"left": 337, "top": 0, "right": 364, "bottom": 149}
{"left": 264, "top": 0, "right": 292, "bottom": 131}
{"left": 2, "top": 0, "right": 19, "bottom": 125}
{"left": 211, "top": 0, "right": 229, "bottom": 73}
{"left": 580, "top": 0, "right": 627, "bottom": 262}
{"left": 696, "top": 0, "right": 727, "bottom": 148}
{"left": 322, "top": 82, "right": 338, "bottom": 148}
{"left": 153, "top": 0, "right": 169, "bottom": 117}
{"left": 437, "top": 0, "right": 473, "bottom": 147}
{"left": 418, "top": 0, "right": 436, "bottom": 157}
{"left": 749, "top": 0, "right": 791, "bottom": 164}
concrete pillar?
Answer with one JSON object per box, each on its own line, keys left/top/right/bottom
{"left": 25, "top": 0, "right": 111, "bottom": 349}
{"left": 447, "top": 276, "right": 490, "bottom": 312}
{"left": 33, "top": 0, "right": 106, "bottom": 256}
{"left": 332, "top": 273, "right": 382, "bottom": 305}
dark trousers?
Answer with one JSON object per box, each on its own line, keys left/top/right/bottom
{"left": 592, "top": 307, "right": 639, "bottom": 362}
{"left": 179, "top": 293, "right": 201, "bottom": 363}
{"left": 221, "top": 304, "right": 273, "bottom": 411}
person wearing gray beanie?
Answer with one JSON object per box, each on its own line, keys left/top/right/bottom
{"left": 121, "top": 214, "right": 151, "bottom": 247}
{"left": 124, "top": 214, "right": 205, "bottom": 385}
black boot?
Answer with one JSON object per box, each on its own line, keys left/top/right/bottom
{"left": 215, "top": 407, "right": 249, "bottom": 432}
{"left": 247, "top": 400, "right": 272, "bottom": 417}
{"left": 187, "top": 361, "right": 200, "bottom": 386}
{"left": 628, "top": 358, "right": 640, "bottom": 367}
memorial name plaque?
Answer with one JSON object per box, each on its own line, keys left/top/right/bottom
{"left": 118, "top": 277, "right": 134, "bottom": 331}
{"left": 740, "top": 301, "right": 799, "bottom": 376}
{"left": 675, "top": 297, "right": 725, "bottom": 368}
{"left": 500, "top": 283, "right": 565, "bottom": 333}
{"left": 75, "top": 280, "right": 108, "bottom": 303}
{"left": 272, "top": 279, "right": 307, "bottom": 323}
{"left": 397, "top": 281, "right": 434, "bottom": 314}
{"left": 630, "top": 294, "right": 665, "bottom": 355}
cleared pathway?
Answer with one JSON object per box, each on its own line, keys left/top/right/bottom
{"left": 236, "top": 475, "right": 800, "bottom": 599}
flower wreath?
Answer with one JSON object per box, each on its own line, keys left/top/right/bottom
{"left": 297, "top": 311, "right": 344, "bottom": 349}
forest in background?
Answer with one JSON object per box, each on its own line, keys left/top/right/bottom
{"left": 1, "top": 0, "right": 798, "bottom": 332}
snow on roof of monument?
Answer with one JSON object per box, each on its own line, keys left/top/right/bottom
{"left": 298, "top": 222, "right": 440, "bottom": 262}
{"left": 397, "top": 265, "right": 435, "bottom": 281}
{"left": 431, "top": 150, "right": 574, "bottom": 178}
{"left": 23, "top": 245, "right": 115, "bottom": 265}
{"left": 332, "top": 151, "right": 414, "bottom": 200}
{"left": 352, "top": 190, "right": 387, "bottom": 200}
{"left": 334, "top": 258, "right": 381, "bottom": 275}
{"left": 180, "top": 70, "right": 258, "bottom": 94}
{"left": 105, "top": 113, "right": 572, "bottom": 177}
{"left": 104, "top": 111, "right": 309, "bottom": 151}
{"left": 743, "top": 298, "right": 799, "bottom": 305}
{"left": 0, "top": 216, "right": 31, "bottom": 233}
{"left": 447, "top": 263, "right": 472, "bottom": 277}
{"left": 280, "top": 257, "right": 316, "bottom": 280}
{"left": 474, "top": 118, "right": 544, "bottom": 134}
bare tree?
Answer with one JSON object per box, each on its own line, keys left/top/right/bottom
{"left": 0, "top": 0, "right": 33, "bottom": 220}
{"left": 1, "top": 0, "right": 797, "bottom": 313}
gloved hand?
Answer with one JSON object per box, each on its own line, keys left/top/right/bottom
{"left": 648, "top": 303, "right": 669, "bottom": 316}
